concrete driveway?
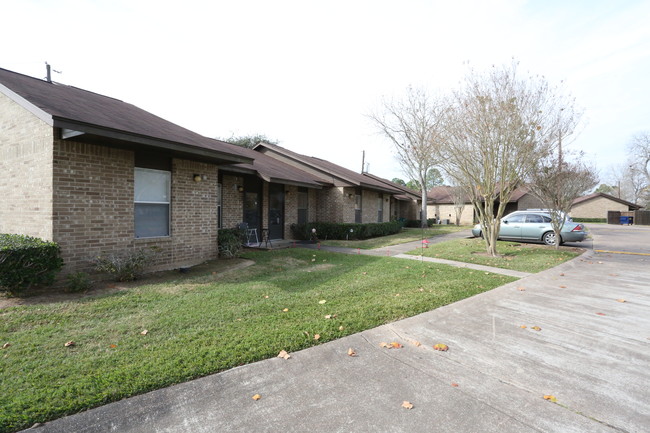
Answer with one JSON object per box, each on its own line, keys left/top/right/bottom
{"left": 27, "top": 226, "right": 650, "bottom": 433}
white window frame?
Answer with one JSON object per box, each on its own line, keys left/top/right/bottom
{"left": 134, "top": 167, "right": 171, "bottom": 238}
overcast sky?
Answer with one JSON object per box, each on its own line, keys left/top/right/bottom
{"left": 3, "top": 0, "right": 649, "bottom": 184}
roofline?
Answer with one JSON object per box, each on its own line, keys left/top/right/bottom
{"left": 574, "top": 192, "right": 643, "bottom": 209}
{"left": 0, "top": 82, "right": 54, "bottom": 125}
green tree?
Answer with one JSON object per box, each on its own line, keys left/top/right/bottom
{"left": 222, "top": 134, "right": 278, "bottom": 149}
{"left": 594, "top": 183, "right": 615, "bottom": 195}
{"left": 391, "top": 178, "right": 407, "bottom": 186}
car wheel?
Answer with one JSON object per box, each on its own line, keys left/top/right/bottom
{"left": 542, "top": 231, "right": 558, "bottom": 246}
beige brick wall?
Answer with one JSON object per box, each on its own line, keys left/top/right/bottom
{"left": 221, "top": 174, "right": 244, "bottom": 229}
{"left": 428, "top": 204, "right": 474, "bottom": 225}
{"left": 52, "top": 140, "right": 134, "bottom": 273}
{"left": 52, "top": 140, "right": 220, "bottom": 274}
{"left": 167, "top": 159, "right": 219, "bottom": 268}
{"left": 571, "top": 197, "right": 628, "bottom": 219}
{"left": 0, "top": 92, "right": 54, "bottom": 239}
{"left": 516, "top": 193, "right": 544, "bottom": 211}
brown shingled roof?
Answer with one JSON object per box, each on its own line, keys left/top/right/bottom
{"left": 573, "top": 192, "right": 642, "bottom": 209}
{"left": 254, "top": 142, "right": 401, "bottom": 193}
{"left": 0, "top": 68, "right": 252, "bottom": 165}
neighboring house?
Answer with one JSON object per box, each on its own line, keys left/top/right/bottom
{"left": 253, "top": 142, "right": 404, "bottom": 225}
{"left": 571, "top": 193, "right": 642, "bottom": 219}
{"left": 360, "top": 173, "right": 420, "bottom": 221}
{"left": 0, "top": 67, "right": 257, "bottom": 274}
{"left": 426, "top": 186, "right": 475, "bottom": 225}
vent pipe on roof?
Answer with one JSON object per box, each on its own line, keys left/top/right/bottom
{"left": 361, "top": 150, "right": 365, "bottom": 173}
{"left": 45, "top": 62, "right": 51, "bottom": 83}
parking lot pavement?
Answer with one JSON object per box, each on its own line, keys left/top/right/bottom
{"left": 30, "top": 237, "right": 650, "bottom": 433}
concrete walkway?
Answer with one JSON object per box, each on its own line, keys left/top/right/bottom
{"left": 25, "top": 232, "right": 650, "bottom": 433}
{"left": 298, "top": 231, "right": 531, "bottom": 278}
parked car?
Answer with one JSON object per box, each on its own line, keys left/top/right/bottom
{"left": 471, "top": 210, "right": 587, "bottom": 246}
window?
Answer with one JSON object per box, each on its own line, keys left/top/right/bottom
{"left": 134, "top": 167, "right": 170, "bottom": 238}
{"left": 297, "top": 187, "right": 308, "bottom": 225}
{"left": 504, "top": 214, "right": 526, "bottom": 223}
{"left": 377, "top": 195, "right": 383, "bottom": 222}
{"left": 526, "top": 214, "right": 544, "bottom": 223}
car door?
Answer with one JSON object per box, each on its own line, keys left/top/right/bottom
{"left": 522, "top": 213, "right": 548, "bottom": 240}
{"left": 499, "top": 213, "right": 525, "bottom": 240}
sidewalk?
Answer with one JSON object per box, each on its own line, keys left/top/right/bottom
{"left": 30, "top": 246, "right": 650, "bottom": 432}
{"left": 297, "top": 231, "right": 531, "bottom": 278}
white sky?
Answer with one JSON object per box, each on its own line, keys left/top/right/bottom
{"left": 3, "top": 0, "right": 649, "bottom": 184}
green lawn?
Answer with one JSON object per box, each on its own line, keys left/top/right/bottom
{"left": 320, "top": 226, "right": 469, "bottom": 249}
{"left": 407, "top": 237, "right": 583, "bottom": 273}
{"left": 0, "top": 248, "right": 514, "bottom": 433}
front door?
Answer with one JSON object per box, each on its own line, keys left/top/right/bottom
{"left": 269, "top": 183, "right": 284, "bottom": 239}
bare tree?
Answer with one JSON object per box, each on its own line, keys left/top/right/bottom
{"left": 441, "top": 62, "right": 581, "bottom": 256}
{"left": 528, "top": 153, "right": 598, "bottom": 249}
{"left": 629, "top": 132, "right": 650, "bottom": 185}
{"left": 450, "top": 184, "right": 467, "bottom": 226}
{"left": 370, "top": 87, "right": 447, "bottom": 228}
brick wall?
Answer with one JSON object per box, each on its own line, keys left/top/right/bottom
{"left": 52, "top": 140, "right": 220, "bottom": 274}
{"left": 52, "top": 140, "right": 134, "bottom": 273}
{"left": 0, "top": 92, "right": 54, "bottom": 239}
{"left": 284, "top": 185, "right": 298, "bottom": 237}
{"left": 221, "top": 174, "right": 244, "bottom": 229}
{"left": 516, "top": 193, "right": 544, "bottom": 210}
{"left": 571, "top": 197, "right": 629, "bottom": 219}
{"left": 428, "top": 204, "right": 474, "bottom": 225}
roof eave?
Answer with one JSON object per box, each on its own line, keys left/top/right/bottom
{"left": 53, "top": 118, "right": 253, "bottom": 165}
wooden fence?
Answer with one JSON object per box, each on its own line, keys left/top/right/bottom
{"left": 607, "top": 210, "right": 650, "bottom": 225}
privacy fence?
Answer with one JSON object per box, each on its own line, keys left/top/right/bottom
{"left": 607, "top": 210, "right": 650, "bottom": 225}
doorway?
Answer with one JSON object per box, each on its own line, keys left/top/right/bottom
{"left": 268, "top": 183, "right": 285, "bottom": 239}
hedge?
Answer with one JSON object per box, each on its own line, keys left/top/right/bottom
{"left": 290, "top": 221, "right": 403, "bottom": 240}
{"left": 572, "top": 218, "right": 607, "bottom": 223}
{"left": 0, "top": 234, "right": 64, "bottom": 295}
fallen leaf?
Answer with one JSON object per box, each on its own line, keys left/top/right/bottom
{"left": 395, "top": 293, "right": 400, "bottom": 297}
{"left": 64, "top": 341, "right": 75, "bottom": 347}
{"left": 401, "top": 401, "right": 414, "bottom": 410}
{"left": 362, "top": 272, "right": 367, "bottom": 275}
{"left": 531, "top": 326, "right": 541, "bottom": 331}
{"left": 318, "top": 300, "right": 327, "bottom": 304}
{"left": 411, "top": 340, "right": 422, "bottom": 347}
{"left": 264, "top": 295, "right": 269, "bottom": 299}
{"left": 347, "top": 348, "right": 357, "bottom": 357}
{"left": 252, "top": 394, "right": 262, "bottom": 401}
{"left": 559, "top": 285, "right": 567, "bottom": 288}
{"left": 559, "top": 273, "right": 565, "bottom": 276}
{"left": 609, "top": 273, "right": 619, "bottom": 277}
{"left": 543, "top": 395, "right": 557, "bottom": 402}
{"left": 451, "top": 382, "right": 459, "bottom": 387}
{"left": 325, "top": 314, "right": 332, "bottom": 319}
{"left": 282, "top": 308, "right": 289, "bottom": 312}
{"left": 616, "top": 299, "right": 626, "bottom": 303}
{"left": 338, "top": 326, "right": 344, "bottom": 331}
{"left": 2, "top": 343, "right": 10, "bottom": 349}
{"left": 140, "top": 330, "right": 148, "bottom": 335}
{"left": 520, "top": 325, "right": 527, "bottom": 329}
{"left": 517, "top": 287, "right": 526, "bottom": 291}
{"left": 109, "top": 344, "right": 117, "bottom": 348}
{"left": 433, "top": 343, "right": 449, "bottom": 351}
{"left": 277, "top": 350, "right": 291, "bottom": 360}
{"left": 314, "top": 334, "right": 321, "bottom": 340}
{"left": 390, "top": 342, "right": 403, "bottom": 349}
{"left": 596, "top": 312, "right": 606, "bottom": 316}
{"left": 311, "top": 258, "right": 316, "bottom": 262}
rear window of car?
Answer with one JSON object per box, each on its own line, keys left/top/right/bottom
{"left": 526, "top": 214, "right": 546, "bottom": 223}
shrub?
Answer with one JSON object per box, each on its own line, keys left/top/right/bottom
{"left": 93, "top": 248, "right": 157, "bottom": 282}
{"left": 65, "top": 272, "right": 92, "bottom": 293}
{"left": 0, "top": 234, "right": 64, "bottom": 296}
{"left": 572, "top": 218, "right": 606, "bottom": 223}
{"left": 218, "top": 228, "right": 246, "bottom": 258}
{"left": 290, "top": 221, "right": 402, "bottom": 241}
{"left": 403, "top": 218, "right": 438, "bottom": 227}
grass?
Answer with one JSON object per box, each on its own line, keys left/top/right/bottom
{"left": 407, "top": 237, "right": 583, "bottom": 273}
{"left": 0, "top": 248, "right": 514, "bottom": 433}
{"left": 320, "top": 226, "right": 469, "bottom": 249}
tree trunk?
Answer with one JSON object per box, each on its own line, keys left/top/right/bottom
{"left": 420, "top": 185, "right": 428, "bottom": 228}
